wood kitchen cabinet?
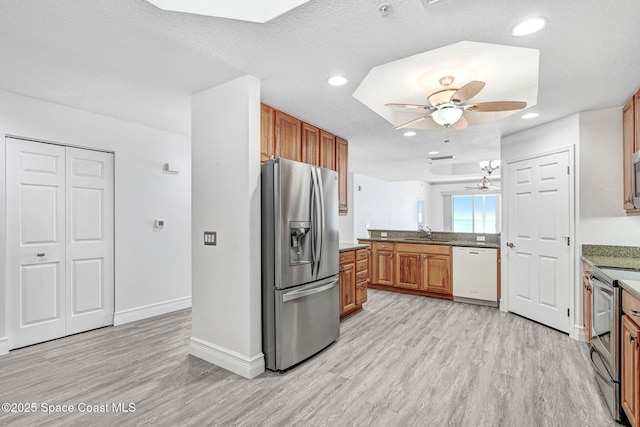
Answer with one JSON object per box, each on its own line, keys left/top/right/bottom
{"left": 369, "top": 241, "right": 452, "bottom": 300}
{"left": 373, "top": 242, "right": 395, "bottom": 286}
{"left": 582, "top": 261, "right": 593, "bottom": 342}
{"left": 622, "top": 289, "right": 640, "bottom": 426}
{"left": 336, "top": 137, "right": 349, "bottom": 215}
{"left": 260, "top": 103, "right": 349, "bottom": 214}
{"left": 339, "top": 247, "right": 368, "bottom": 320}
{"left": 301, "top": 122, "right": 320, "bottom": 166}
{"left": 260, "top": 103, "right": 275, "bottom": 163}
{"left": 623, "top": 90, "right": 640, "bottom": 215}
{"left": 275, "top": 110, "right": 302, "bottom": 162}
{"left": 319, "top": 130, "right": 336, "bottom": 170}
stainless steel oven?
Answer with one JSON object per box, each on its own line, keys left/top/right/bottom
{"left": 590, "top": 266, "right": 621, "bottom": 421}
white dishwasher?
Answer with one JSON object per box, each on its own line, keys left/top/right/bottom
{"left": 452, "top": 246, "right": 498, "bottom": 307}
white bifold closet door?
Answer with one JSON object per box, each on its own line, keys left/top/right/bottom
{"left": 6, "top": 138, "right": 114, "bottom": 349}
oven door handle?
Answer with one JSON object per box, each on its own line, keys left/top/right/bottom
{"left": 590, "top": 275, "right": 614, "bottom": 296}
{"left": 590, "top": 346, "right": 614, "bottom": 381}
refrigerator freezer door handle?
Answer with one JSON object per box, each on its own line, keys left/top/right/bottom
{"left": 281, "top": 278, "right": 339, "bottom": 302}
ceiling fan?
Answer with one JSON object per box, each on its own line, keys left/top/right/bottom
{"left": 385, "top": 76, "right": 527, "bottom": 130}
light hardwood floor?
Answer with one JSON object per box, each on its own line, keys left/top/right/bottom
{"left": 0, "top": 290, "right": 618, "bottom": 426}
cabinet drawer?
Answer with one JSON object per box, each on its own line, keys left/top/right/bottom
{"left": 356, "top": 259, "right": 368, "bottom": 272}
{"left": 374, "top": 242, "right": 394, "bottom": 251}
{"left": 339, "top": 250, "right": 355, "bottom": 264}
{"left": 356, "top": 270, "right": 368, "bottom": 284}
{"left": 623, "top": 289, "right": 640, "bottom": 321}
{"left": 356, "top": 249, "right": 369, "bottom": 260}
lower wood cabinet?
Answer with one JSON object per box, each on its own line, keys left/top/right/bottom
{"left": 339, "top": 247, "right": 368, "bottom": 320}
{"left": 365, "top": 241, "right": 452, "bottom": 300}
{"left": 622, "top": 289, "right": 640, "bottom": 427}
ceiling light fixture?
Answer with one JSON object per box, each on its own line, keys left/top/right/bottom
{"left": 521, "top": 112, "right": 540, "bottom": 119}
{"left": 511, "top": 17, "right": 548, "bottom": 36}
{"left": 327, "top": 76, "right": 348, "bottom": 86}
{"left": 431, "top": 106, "right": 463, "bottom": 127}
{"left": 403, "top": 131, "right": 417, "bottom": 136}
{"left": 479, "top": 159, "right": 501, "bottom": 174}
{"left": 428, "top": 151, "right": 440, "bottom": 155}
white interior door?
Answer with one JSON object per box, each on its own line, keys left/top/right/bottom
{"left": 506, "top": 151, "right": 570, "bottom": 333}
{"left": 7, "top": 139, "right": 67, "bottom": 348}
{"left": 66, "top": 147, "right": 114, "bottom": 335}
{"left": 6, "top": 138, "right": 114, "bottom": 349}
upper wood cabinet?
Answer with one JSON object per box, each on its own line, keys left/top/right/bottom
{"left": 260, "top": 103, "right": 349, "bottom": 214}
{"left": 319, "top": 130, "right": 336, "bottom": 170}
{"left": 301, "top": 122, "right": 320, "bottom": 166}
{"left": 260, "top": 104, "right": 275, "bottom": 163}
{"left": 336, "top": 137, "right": 349, "bottom": 214}
{"left": 274, "top": 110, "right": 301, "bottom": 162}
{"left": 623, "top": 92, "right": 640, "bottom": 214}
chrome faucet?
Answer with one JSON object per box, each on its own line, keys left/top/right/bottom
{"left": 418, "top": 225, "right": 432, "bottom": 240}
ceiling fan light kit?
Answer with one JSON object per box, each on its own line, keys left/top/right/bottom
{"left": 432, "top": 106, "right": 463, "bottom": 127}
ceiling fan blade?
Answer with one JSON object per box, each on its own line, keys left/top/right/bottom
{"left": 385, "top": 103, "right": 431, "bottom": 111}
{"left": 393, "top": 115, "right": 429, "bottom": 130}
{"left": 451, "top": 80, "right": 485, "bottom": 103}
{"left": 452, "top": 115, "right": 468, "bottom": 130}
{"left": 467, "top": 101, "right": 527, "bottom": 112}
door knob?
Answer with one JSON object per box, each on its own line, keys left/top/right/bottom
{"left": 507, "top": 243, "right": 515, "bottom": 248}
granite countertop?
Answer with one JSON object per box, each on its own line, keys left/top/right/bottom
{"left": 339, "top": 243, "right": 369, "bottom": 252}
{"left": 358, "top": 237, "right": 500, "bottom": 249}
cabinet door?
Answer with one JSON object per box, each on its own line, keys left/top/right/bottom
{"left": 340, "top": 263, "right": 356, "bottom": 315}
{"left": 275, "top": 110, "right": 301, "bottom": 161}
{"left": 319, "top": 130, "right": 336, "bottom": 170}
{"left": 260, "top": 104, "right": 275, "bottom": 163}
{"left": 301, "top": 122, "right": 320, "bottom": 166}
{"left": 622, "top": 315, "right": 639, "bottom": 427}
{"left": 336, "top": 137, "right": 348, "bottom": 214}
{"left": 422, "top": 255, "right": 452, "bottom": 295}
{"left": 395, "top": 252, "right": 422, "bottom": 290}
{"left": 583, "top": 275, "right": 592, "bottom": 342}
{"left": 374, "top": 251, "right": 394, "bottom": 286}
{"left": 623, "top": 97, "right": 637, "bottom": 212}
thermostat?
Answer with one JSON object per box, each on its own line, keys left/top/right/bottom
{"left": 154, "top": 219, "right": 165, "bottom": 228}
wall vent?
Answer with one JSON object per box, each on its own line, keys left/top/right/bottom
{"left": 429, "top": 155, "right": 455, "bottom": 161}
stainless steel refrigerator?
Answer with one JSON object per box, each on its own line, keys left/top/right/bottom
{"left": 261, "top": 158, "right": 340, "bottom": 371}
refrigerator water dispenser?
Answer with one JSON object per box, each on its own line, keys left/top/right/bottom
{"left": 289, "top": 221, "right": 312, "bottom": 265}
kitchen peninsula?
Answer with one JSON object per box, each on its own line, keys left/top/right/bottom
{"left": 357, "top": 229, "right": 500, "bottom": 302}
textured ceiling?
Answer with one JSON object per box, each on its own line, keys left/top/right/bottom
{"left": 1, "top": 0, "right": 639, "bottom": 182}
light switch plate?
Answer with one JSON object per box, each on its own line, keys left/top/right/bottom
{"left": 204, "top": 231, "right": 217, "bottom": 246}
{"left": 476, "top": 236, "right": 485, "bottom": 241}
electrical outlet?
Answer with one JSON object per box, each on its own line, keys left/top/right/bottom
{"left": 381, "top": 232, "right": 388, "bottom": 237}
{"left": 204, "top": 231, "right": 217, "bottom": 246}
{"left": 476, "top": 236, "right": 486, "bottom": 242}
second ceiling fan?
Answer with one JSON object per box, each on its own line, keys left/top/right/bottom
{"left": 386, "top": 76, "right": 527, "bottom": 130}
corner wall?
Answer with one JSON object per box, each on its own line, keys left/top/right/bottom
{"left": 0, "top": 89, "right": 192, "bottom": 354}
{"left": 190, "top": 76, "right": 264, "bottom": 378}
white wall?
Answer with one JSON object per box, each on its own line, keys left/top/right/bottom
{"left": 190, "top": 76, "right": 263, "bottom": 379}
{"left": 343, "top": 173, "right": 430, "bottom": 242}
{"left": 578, "top": 107, "right": 640, "bottom": 244}
{"left": 0, "top": 89, "right": 192, "bottom": 353}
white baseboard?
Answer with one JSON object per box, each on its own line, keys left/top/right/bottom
{"left": 0, "top": 336, "right": 8, "bottom": 356}
{"left": 574, "top": 324, "right": 588, "bottom": 342}
{"left": 113, "top": 296, "right": 192, "bottom": 326}
{"left": 190, "top": 337, "right": 265, "bottom": 379}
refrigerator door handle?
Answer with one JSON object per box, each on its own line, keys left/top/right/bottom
{"left": 281, "top": 278, "right": 339, "bottom": 302}
{"left": 310, "top": 167, "right": 318, "bottom": 276}
{"left": 316, "top": 167, "right": 325, "bottom": 275}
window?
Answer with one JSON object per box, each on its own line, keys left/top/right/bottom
{"left": 452, "top": 194, "right": 500, "bottom": 233}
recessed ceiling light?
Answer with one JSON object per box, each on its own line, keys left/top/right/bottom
{"left": 428, "top": 151, "right": 440, "bottom": 155}
{"left": 511, "top": 17, "right": 547, "bottom": 36}
{"left": 328, "top": 76, "right": 348, "bottom": 86}
{"left": 403, "top": 131, "right": 417, "bottom": 136}
{"left": 521, "top": 112, "right": 540, "bottom": 119}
